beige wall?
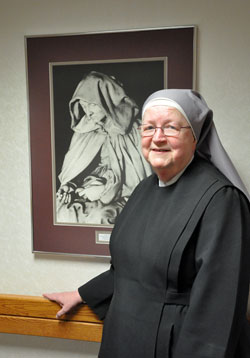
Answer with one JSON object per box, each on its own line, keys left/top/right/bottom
{"left": 1, "top": 0, "right": 250, "bottom": 356}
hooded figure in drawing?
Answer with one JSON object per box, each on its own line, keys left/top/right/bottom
{"left": 56, "top": 71, "right": 152, "bottom": 225}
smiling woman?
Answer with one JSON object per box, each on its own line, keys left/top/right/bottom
{"left": 45, "top": 89, "right": 250, "bottom": 358}
{"left": 140, "top": 106, "right": 196, "bottom": 182}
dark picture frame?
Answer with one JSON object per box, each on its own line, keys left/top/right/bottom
{"left": 26, "top": 26, "right": 197, "bottom": 257}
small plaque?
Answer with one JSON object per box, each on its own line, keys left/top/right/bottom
{"left": 96, "top": 231, "right": 111, "bottom": 244}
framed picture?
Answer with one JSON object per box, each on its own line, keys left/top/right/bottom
{"left": 26, "top": 26, "right": 197, "bottom": 256}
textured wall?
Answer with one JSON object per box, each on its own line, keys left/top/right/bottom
{"left": 0, "top": 0, "right": 250, "bottom": 356}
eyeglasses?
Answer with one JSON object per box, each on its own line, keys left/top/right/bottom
{"left": 138, "top": 124, "right": 191, "bottom": 137}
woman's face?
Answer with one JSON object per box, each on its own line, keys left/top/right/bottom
{"left": 141, "top": 106, "right": 196, "bottom": 182}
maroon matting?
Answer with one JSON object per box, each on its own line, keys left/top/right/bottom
{"left": 26, "top": 26, "right": 196, "bottom": 256}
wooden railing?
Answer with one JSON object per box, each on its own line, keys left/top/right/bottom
{"left": 0, "top": 294, "right": 103, "bottom": 342}
{"left": 1, "top": 294, "right": 250, "bottom": 343}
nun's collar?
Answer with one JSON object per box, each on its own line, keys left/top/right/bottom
{"left": 158, "top": 156, "right": 194, "bottom": 187}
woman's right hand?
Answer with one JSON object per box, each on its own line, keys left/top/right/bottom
{"left": 43, "top": 290, "right": 83, "bottom": 319}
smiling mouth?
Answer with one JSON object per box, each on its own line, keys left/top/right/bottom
{"left": 152, "top": 148, "right": 170, "bottom": 152}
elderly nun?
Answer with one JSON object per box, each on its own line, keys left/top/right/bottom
{"left": 45, "top": 89, "right": 250, "bottom": 358}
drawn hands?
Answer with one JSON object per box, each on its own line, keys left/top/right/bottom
{"left": 56, "top": 183, "right": 77, "bottom": 207}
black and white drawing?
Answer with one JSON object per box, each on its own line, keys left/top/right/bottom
{"left": 50, "top": 60, "right": 166, "bottom": 226}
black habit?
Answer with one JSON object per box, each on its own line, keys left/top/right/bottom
{"left": 79, "top": 155, "right": 250, "bottom": 358}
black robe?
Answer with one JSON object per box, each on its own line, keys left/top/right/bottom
{"left": 79, "top": 155, "right": 250, "bottom": 358}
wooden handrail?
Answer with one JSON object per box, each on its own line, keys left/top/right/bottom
{"left": 0, "top": 294, "right": 103, "bottom": 342}
{"left": 1, "top": 293, "right": 249, "bottom": 343}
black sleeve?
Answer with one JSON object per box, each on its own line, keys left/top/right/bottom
{"left": 77, "top": 179, "right": 150, "bottom": 321}
{"left": 174, "top": 187, "right": 250, "bottom": 358}
{"left": 78, "top": 263, "right": 114, "bottom": 320}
